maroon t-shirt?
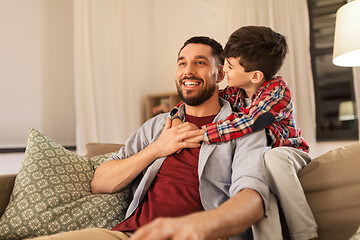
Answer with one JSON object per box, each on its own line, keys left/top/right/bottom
{"left": 112, "top": 113, "right": 216, "bottom": 232}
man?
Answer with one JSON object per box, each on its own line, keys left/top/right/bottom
{"left": 31, "top": 37, "right": 270, "bottom": 240}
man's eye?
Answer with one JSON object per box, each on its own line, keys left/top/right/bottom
{"left": 197, "top": 61, "right": 206, "bottom": 65}
{"left": 178, "top": 62, "right": 186, "bottom": 66}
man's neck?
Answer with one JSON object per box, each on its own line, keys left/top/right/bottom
{"left": 184, "top": 89, "right": 221, "bottom": 117}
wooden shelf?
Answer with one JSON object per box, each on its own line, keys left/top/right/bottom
{"left": 145, "top": 92, "right": 181, "bottom": 120}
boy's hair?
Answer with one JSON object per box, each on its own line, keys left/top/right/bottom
{"left": 224, "top": 26, "right": 288, "bottom": 80}
{"left": 179, "top": 36, "right": 224, "bottom": 66}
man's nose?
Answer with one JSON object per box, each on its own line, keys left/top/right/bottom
{"left": 184, "top": 63, "right": 195, "bottom": 75}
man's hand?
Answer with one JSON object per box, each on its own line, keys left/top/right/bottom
{"left": 171, "top": 117, "right": 183, "bottom": 127}
{"left": 171, "top": 117, "right": 204, "bottom": 144}
{"left": 129, "top": 215, "right": 205, "bottom": 240}
{"left": 149, "top": 118, "right": 205, "bottom": 158}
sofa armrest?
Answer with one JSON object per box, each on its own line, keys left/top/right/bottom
{"left": 299, "top": 141, "right": 360, "bottom": 240}
{"left": 85, "top": 143, "right": 124, "bottom": 158}
{"left": 0, "top": 174, "right": 17, "bottom": 218}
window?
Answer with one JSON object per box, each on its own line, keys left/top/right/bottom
{"left": 308, "top": 0, "right": 358, "bottom": 141}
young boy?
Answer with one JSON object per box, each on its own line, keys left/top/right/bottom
{"left": 171, "top": 26, "right": 318, "bottom": 240}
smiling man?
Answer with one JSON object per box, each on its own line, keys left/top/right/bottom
{"left": 30, "top": 37, "right": 270, "bottom": 240}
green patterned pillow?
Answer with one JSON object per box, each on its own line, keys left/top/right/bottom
{"left": 0, "top": 128, "right": 130, "bottom": 240}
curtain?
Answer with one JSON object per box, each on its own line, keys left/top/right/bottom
{"left": 354, "top": 68, "right": 360, "bottom": 139}
{"left": 226, "top": 0, "right": 319, "bottom": 155}
{"left": 73, "top": 0, "right": 140, "bottom": 155}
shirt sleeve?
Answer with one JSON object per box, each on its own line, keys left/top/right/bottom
{"left": 203, "top": 80, "right": 292, "bottom": 144}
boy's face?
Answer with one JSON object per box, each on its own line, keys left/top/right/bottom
{"left": 223, "top": 57, "right": 254, "bottom": 88}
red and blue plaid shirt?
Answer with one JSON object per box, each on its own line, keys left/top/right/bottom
{"left": 173, "top": 76, "right": 309, "bottom": 152}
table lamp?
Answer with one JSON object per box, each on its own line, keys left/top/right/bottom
{"left": 333, "top": 0, "right": 360, "bottom": 67}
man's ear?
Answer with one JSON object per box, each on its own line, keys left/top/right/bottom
{"left": 216, "top": 65, "right": 225, "bottom": 84}
{"left": 250, "top": 71, "right": 264, "bottom": 84}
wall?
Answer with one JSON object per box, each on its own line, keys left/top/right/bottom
{"left": 0, "top": 0, "right": 358, "bottom": 158}
{"left": 144, "top": 0, "right": 229, "bottom": 95}
{"left": 42, "top": 0, "right": 75, "bottom": 147}
{"left": 0, "top": 0, "right": 75, "bottom": 148}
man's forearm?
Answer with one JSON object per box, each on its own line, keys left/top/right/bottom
{"left": 130, "top": 188, "right": 265, "bottom": 240}
{"left": 91, "top": 144, "right": 160, "bottom": 194}
{"left": 197, "top": 188, "right": 264, "bottom": 238}
{"left": 91, "top": 118, "right": 204, "bottom": 194}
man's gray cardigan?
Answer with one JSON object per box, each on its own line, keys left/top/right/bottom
{"left": 108, "top": 98, "right": 270, "bottom": 239}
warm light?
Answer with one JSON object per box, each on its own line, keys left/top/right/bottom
{"left": 333, "top": 0, "right": 360, "bottom": 67}
{"left": 339, "top": 101, "right": 355, "bottom": 121}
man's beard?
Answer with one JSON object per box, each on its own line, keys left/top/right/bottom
{"left": 176, "top": 77, "right": 216, "bottom": 106}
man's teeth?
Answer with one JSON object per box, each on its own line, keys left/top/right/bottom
{"left": 184, "top": 81, "right": 200, "bottom": 87}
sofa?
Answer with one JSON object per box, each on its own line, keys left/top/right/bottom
{"left": 1, "top": 141, "right": 360, "bottom": 240}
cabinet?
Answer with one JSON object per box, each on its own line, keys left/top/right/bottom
{"left": 145, "top": 92, "right": 181, "bottom": 120}
{"left": 307, "top": 0, "right": 358, "bottom": 140}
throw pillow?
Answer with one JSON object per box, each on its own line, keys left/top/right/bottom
{"left": 0, "top": 128, "right": 130, "bottom": 240}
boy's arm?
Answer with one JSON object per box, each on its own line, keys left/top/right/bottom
{"left": 204, "top": 80, "right": 292, "bottom": 144}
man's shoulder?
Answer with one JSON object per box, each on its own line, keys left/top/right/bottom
{"left": 143, "top": 112, "right": 168, "bottom": 128}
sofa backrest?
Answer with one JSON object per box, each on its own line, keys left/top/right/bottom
{"left": 0, "top": 174, "right": 17, "bottom": 218}
{"left": 299, "top": 141, "right": 360, "bottom": 240}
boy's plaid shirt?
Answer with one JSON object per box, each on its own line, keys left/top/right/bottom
{"left": 173, "top": 76, "right": 309, "bottom": 152}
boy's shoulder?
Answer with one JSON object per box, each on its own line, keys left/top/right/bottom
{"left": 265, "top": 76, "right": 287, "bottom": 87}
{"left": 260, "top": 76, "right": 290, "bottom": 92}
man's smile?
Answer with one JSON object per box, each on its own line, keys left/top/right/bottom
{"left": 183, "top": 80, "right": 201, "bottom": 87}
{"left": 180, "top": 77, "right": 204, "bottom": 89}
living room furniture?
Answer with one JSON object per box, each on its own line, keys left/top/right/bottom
{"left": 1, "top": 141, "right": 360, "bottom": 240}
{"left": 145, "top": 92, "right": 181, "bottom": 120}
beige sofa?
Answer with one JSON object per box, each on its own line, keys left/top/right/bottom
{"left": 1, "top": 142, "right": 360, "bottom": 240}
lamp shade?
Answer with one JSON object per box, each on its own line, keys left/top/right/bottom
{"left": 339, "top": 101, "right": 355, "bottom": 121}
{"left": 333, "top": 0, "right": 360, "bottom": 67}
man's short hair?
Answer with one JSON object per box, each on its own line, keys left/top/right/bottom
{"left": 178, "top": 36, "right": 224, "bottom": 66}
{"left": 224, "top": 26, "right": 288, "bottom": 80}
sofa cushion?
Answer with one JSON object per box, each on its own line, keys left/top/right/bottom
{"left": 0, "top": 128, "right": 131, "bottom": 240}
{"left": 299, "top": 141, "right": 360, "bottom": 240}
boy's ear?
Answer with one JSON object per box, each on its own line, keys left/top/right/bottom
{"left": 216, "top": 65, "right": 225, "bottom": 83}
{"left": 250, "top": 71, "right": 264, "bottom": 84}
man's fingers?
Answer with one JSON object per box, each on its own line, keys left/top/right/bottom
{"left": 130, "top": 219, "right": 173, "bottom": 240}
{"left": 175, "top": 122, "right": 199, "bottom": 131}
{"left": 177, "top": 129, "right": 204, "bottom": 141}
{"left": 165, "top": 117, "right": 172, "bottom": 129}
{"left": 183, "top": 134, "right": 204, "bottom": 143}
{"left": 179, "top": 142, "right": 201, "bottom": 149}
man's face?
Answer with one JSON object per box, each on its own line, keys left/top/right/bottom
{"left": 176, "top": 43, "right": 219, "bottom": 106}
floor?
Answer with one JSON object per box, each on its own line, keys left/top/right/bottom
{"left": 0, "top": 152, "right": 24, "bottom": 175}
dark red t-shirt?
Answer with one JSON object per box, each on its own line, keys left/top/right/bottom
{"left": 112, "top": 114, "right": 216, "bottom": 231}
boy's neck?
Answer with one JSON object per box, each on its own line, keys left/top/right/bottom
{"left": 243, "top": 79, "right": 266, "bottom": 98}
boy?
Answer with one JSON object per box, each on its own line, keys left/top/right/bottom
{"left": 171, "top": 26, "right": 318, "bottom": 240}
